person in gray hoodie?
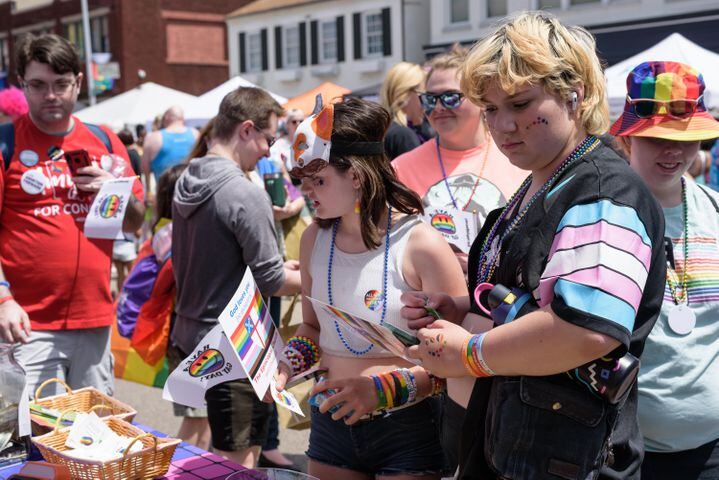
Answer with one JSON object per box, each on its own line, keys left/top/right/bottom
{"left": 171, "top": 87, "right": 302, "bottom": 468}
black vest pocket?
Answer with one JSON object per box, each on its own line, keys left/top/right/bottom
{"left": 484, "top": 376, "right": 611, "bottom": 480}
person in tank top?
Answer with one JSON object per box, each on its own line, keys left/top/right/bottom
{"left": 272, "top": 97, "right": 466, "bottom": 480}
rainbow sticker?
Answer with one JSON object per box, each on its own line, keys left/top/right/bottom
{"left": 272, "top": 388, "right": 293, "bottom": 406}
{"left": 431, "top": 213, "right": 456, "bottom": 235}
{"left": 80, "top": 436, "right": 94, "bottom": 446}
{"left": 99, "top": 194, "right": 121, "bottom": 218}
{"left": 364, "top": 290, "right": 384, "bottom": 311}
{"left": 189, "top": 349, "right": 225, "bottom": 377}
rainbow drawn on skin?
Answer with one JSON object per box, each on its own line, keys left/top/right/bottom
{"left": 526, "top": 116, "right": 549, "bottom": 130}
{"left": 99, "top": 194, "right": 121, "bottom": 218}
{"left": 189, "top": 349, "right": 225, "bottom": 377}
{"left": 229, "top": 288, "right": 275, "bottom": 378}
{"left": 364, "top": 290, "right": 383, "bottom": 311}
{"left": 431, "top": 213, "right": 457, "bottom": 235}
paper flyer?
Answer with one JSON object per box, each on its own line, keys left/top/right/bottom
{"left": 83, "top": 177, "right": 134, "bottom": 239}
{"left": 217, "top": 268, "right": 287, "bottom": 399}
{"left": 270, "top": 378, "right": 304, "bottom": 416}
{"left": 162, "top": 325, "right": 246, "bottom": 408}
{"left": 422, "top": 206, "right": 478, "bottom": 254}
{"left": 307, "top": 296, "right": 421, "bottom": 365}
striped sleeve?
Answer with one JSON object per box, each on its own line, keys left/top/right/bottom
{"left": 538, "top": 199, "right": 652, "bottom": 342}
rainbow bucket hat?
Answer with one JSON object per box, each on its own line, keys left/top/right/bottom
{"left": 610, "top": 61, "right": 719, "bottom": 141}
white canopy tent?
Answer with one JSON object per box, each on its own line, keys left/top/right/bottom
{"left": 606, "top": 33, "right": 719, "bottom": 119}
{"left": 184, "top": 75, "right": 288, "bottom": 122}
{"left": 74, "top": 82, "right": 198, "bottom": 129}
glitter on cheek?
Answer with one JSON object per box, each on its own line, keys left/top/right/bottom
{"left": 525, "top": 116, "right": 549, "bottom": 130}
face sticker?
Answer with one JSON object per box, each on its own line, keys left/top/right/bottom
{"left": 19, "top": 150, "right": 39, "bottom": 167}
{"left": 525, "top": 116, "right": 549, "bottom": 130}
{"left": 20, "top": 169, "right": 46, "bottom": 195}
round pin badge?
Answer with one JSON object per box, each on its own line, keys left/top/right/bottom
{"left": 20, "top": 170, "right": 46, "bottom": 195}
{"left": 100, "top": 154, "right": 113, "bottom": 171}
{"left": 667, "top": 303, "right": 696, "bottom": 335}
{"left": 19, "top": 150, "right": 39, "bottom": 167}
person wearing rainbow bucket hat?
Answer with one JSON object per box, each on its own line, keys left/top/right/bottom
{"left": 272, "top": 96, "right": 467, "bottom": 479}
{"left": 611, "top": 61, "right": 719, "bottom": 480}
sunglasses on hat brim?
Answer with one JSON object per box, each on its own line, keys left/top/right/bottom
{"left": 626, "top": 95, "right": 705, "bottom": 120}
{"left": 419, "top": 91, "right": 465, "bottom": 114}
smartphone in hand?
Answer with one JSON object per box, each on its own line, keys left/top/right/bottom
{"left": 64, "top": 149, "right": 93, "bottom": 177}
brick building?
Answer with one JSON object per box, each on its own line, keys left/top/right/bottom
{"left": 0, "top": 0, "right": 252, "bottom": 96}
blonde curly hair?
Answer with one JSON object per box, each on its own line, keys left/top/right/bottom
{"left": 460, "top": 11, "right": 609, "bottom": 135}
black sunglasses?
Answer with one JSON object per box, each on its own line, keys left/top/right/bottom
{"left": 252, "top": 125, "right": 276, "bottom": 148}
{"left": 419, "top": 91, "right": 465, "bottom": 114}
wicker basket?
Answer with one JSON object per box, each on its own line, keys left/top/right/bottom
{"left": 32, "top": 412, "right": 180, "bottom": 480}
{"left": 30, "top": 378, "right": 136, "bottom": 434}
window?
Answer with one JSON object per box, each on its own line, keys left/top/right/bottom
{"left": 63, "top": 20, "right": 85, "bottom": 56}
{"left": 0, "top": 38, "right": 8, "bottom": 72}
{"left": 450, "top": 0, "right": 469, "bottom": 24}
{"left": 364, "top": 12, "right": 383, "bottom": 57}
{"left": 487, "top": 0, "right": 507, "bottom": 17}
{"left": 320, "top": 20, "right": 337, "bottom": 62}
{"left": 90, "top": 16, "right": 110, "bottom": 53}
{"left": 284, "top": 25, "right": 300, "bottom": 68}
{"left": 537, "top": 0, "right": 562, "bottom": 8}
{"left": 247, "top": 32, "right": 262, "bottom": 72}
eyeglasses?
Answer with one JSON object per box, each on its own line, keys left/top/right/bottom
{"left": 626, "top": 95, "right": 704, "bottom": 119}
{"left": 419, "top": 91, "right": 465, "bottom": 114}
{"left": 252, "top": 125, "right": 276, "bottom": 148}
{"left": 22, "top": 78, "right": 77, "bottom": 96}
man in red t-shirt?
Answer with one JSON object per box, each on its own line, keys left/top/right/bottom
{"left": 0, "top": 34, "right": 145, "bottom": 396}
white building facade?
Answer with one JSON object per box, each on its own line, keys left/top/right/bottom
{"left": 426, "top": 0, "right": 719, "bottom": 64}
{"left": 226, "top": 0, "right": 430, "bottom": 98}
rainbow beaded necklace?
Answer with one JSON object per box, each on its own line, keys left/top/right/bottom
{"left": 475, "top": 135, "right": 600, "bottom": 286}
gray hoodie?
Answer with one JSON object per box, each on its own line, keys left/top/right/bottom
{"left": 171, "top": 155, "right": 284, "bottom": 353}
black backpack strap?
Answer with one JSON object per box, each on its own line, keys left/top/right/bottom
{"left": 0, "top": 122, "right": 15, "bottom": 171}
{"left": 84, "top": 123, "right": 114, "bottom": 154}
{"left": 697, "top": 183, "right": 719, "bottom": 214}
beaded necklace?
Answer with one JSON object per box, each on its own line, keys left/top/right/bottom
{"left": 328, "top": 209, "right": 393, "bottom": 355}
{"left": 435, "top": 136, "right": 490, "bottom": 211}
{"left": 475, "top": 135, "right": 600, "bottom": 285}
{"left": 666, "top": 177, "right": 689, "bottom": 305}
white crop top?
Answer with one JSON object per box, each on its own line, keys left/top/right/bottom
{"left": 310, "top": 214, "right": 421, "bottom": 358}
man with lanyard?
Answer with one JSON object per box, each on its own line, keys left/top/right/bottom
{"left": 0, "top": 34, "right": 145, "bottom": 396}
{"left": 392, "top": 46, "right": 523, "bottom": 273}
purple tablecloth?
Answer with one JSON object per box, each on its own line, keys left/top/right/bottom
{"left": 0, "top": 423, "right": 251, "bottom": 480}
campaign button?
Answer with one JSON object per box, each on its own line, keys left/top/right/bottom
{"left": 19, "top": 150, "right": 39, "bottom": 167}
{"left": 20, "top": 169, "right": 46, "bottom": 195}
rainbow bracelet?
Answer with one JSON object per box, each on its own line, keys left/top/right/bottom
{"left": 463, "top": 333, "right": 495, "bottom": 378}
{"left": 282, "top": 336, "right": 320, "bottom": 374}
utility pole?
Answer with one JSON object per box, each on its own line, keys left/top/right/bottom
{"left": 80, "top": 0, "right": 96, "bottom": 105}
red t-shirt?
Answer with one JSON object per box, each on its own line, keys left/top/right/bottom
{"left": 0, "top": 115, "right": 144, "bottom": 331}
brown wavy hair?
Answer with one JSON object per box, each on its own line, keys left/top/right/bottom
{"left": 316, "top": 97, "right": 423, "bottom": 249}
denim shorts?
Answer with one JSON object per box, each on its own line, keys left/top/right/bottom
{"left": 306, "top": 397, "right": 447, "bottom": 476}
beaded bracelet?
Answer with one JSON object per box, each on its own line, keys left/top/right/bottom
{"left": 463, "top": 333, "right": 495, "bottom": 378}
{"left": 282, "top": 336, "right": 320, "bottom": 375}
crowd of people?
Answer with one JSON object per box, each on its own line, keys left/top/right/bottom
{"left": 0, "top": 9, "right": 718, "bottom": 480}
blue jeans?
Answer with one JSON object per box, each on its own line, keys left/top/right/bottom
{"left": 642, "top": 439, "right": 719, "bottom": 480}
{"left": 306, "top": 398, "right": 447, "bottom": 476}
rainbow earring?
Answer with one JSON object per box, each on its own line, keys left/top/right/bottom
{"left": 354, "top": 199, "right": 361, "bottom": 214}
